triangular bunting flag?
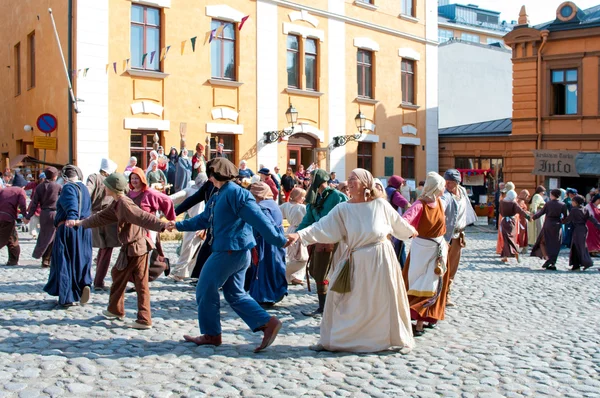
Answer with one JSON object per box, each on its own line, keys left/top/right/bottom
{"left": 150, "top": 50, "right": 156, "bottom": 64}
{"left": 215, "top": 24, "right": 225, "bottom": 39}
{"left": 77, "top": 69, "right": 81, "bottom": 77}
{"left": 208, "top": 29, "right": 216, "bottom": 43}
{"left": 105, "top": 64, "right": 109, "bottom": 74}
{"left": 83, "top": 68, "right": 89, "bottom": 77}
{"left": 181, "top": 40, "right": 186, "bottom": 55}
{"left": 239, "top": 15, "right": 250, "bottom": 30}
{"left": 164, "top": 45, "right": 171, "bottom": 59}
{"left": 141, "top": 53, "right": 148, "bottom": 66}
{"left": 204, "top": 31, "right": 212, "bottom": 44}
{"left": 122, "top": 59, "right": 127, "bottom": 71}
{"left": 190, "top": 36, "right": 197, "bottom": 52}
{"left": 113, "top": 62, "right": 117, "bottom": 73}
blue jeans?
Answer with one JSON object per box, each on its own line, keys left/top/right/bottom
{"left": 196, "top": 250, "right": 271, "bottom": 335}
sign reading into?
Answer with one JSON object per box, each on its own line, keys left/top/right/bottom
{"left": 36, "top": 113, "right": 58, "bottom": 135}
{"left": 532, "top": 150, "right": 579, "bottom": 177}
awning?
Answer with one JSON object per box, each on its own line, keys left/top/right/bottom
{"left": 9, "top": 154, "right": 64, "bottom": 170}
{"left": 576, "top": 152, "right": 600, "bottom": 176}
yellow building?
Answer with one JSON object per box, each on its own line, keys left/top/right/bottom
{"left": 1, "top": 0, "right": 440, "bottom": 183}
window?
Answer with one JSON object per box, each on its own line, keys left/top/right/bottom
{"left": 487, "top": 37, "right": 501, "bottom": 45}
{"left": 357, "top": 50, "right": 373, "bottom": 98}
{"left": 27, "top": 32, "right": 35, "bottom": 89}
{"left": 131, "top": 5, "right": 161, "bottom": 71}
{"left": 401, "top": 59, "right": 415, "bottom": 105}
{"left": 130, "top": 131, "right": 163, "bottom": 170}
{"left": 551, "top": 69, "right": 578, "bottom": 115}
{"left": 211, "top": 20, "right": 236, "bottom": 80}
{"left": 476, "top": 13, "right": 499, "bottom": 25}
{"left": 357, "top": 143, "right": 373, "bottom": 173}
{"left": 438, "top": 29, "right": 453, "bottom": 43}
{"left": 286, "top": 35, "right": 300, "bottom": 88}
{"left": 401, "top": 145, "right": 416, "bottom": 179}
{"left": 305, "top": 38, "right": 318, "bottom": 90}
{"left": 210, "top": 135, "right": 236, "bottom": 161}
{"left": 401, "top": 0, "right": 415, "bottom": 17}
{"left": 461, "top": 32, "right": 480, "bottom": 43}
{"left": 14, "top": 43, "right": 21, "bottom": 96}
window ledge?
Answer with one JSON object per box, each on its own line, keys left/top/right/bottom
{"left": 542, "top": 115, "right": 582, "bottom": 120}
{"left": 285, "top": 88, "right": 324, "bottom": 97}
{"left": 353, "top": 1, "right": 378, "bottom": 11}
{"left": 399, "top": 14, "right": 419, "bottom": 23}
{"left": 356, "top": 97, "right": 379, "bottom": 105}
{"left": 399, "top": 103, "right": 420, "bottom": 110}
{"left": 208, "top": 79, "right": 244, "bottom": 88}
{"left": 126, "top": 69, "right": 169, "bottom": 79}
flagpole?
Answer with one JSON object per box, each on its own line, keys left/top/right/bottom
{"left": 48, "top": 8, "right": 79, "bottom": 114}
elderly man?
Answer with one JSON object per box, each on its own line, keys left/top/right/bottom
{"left": 0, "top": 182, "right": 27, "bottom": 265}
{"left": 258, "top": 168, "right": 279, "bottom": 199}
{"left": 440, "top": 169, "right": 477, "bottom": 307}
{"left": 24, "top": 167, "right": 61, "bottom": 268}
{"left": 86, "top": 158, "right": 121, "bottom": 291}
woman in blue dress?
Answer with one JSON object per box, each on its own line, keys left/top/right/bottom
{"left": 44, "top": 165, "right": 93, "bottom": 307}
{"left": 245, "top": 182, "right": 288, "bottom": 305}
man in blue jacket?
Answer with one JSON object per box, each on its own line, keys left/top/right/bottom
{"left": 169, "top": 158, "right": 287, "bottom": 353}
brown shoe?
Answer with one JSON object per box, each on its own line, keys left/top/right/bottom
{"left": 183, "top": 334, "right": 222, "bottom": 346}
{"left": 254, "top": 316, "right": 282, "bottom": 353}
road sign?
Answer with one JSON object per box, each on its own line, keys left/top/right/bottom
{"left": 36, "top": 113, "right": 58, "bottom": 134}
{"left": 34, "top": 136, "right": 58, "bottom": 150}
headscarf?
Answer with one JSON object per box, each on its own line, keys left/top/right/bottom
{"left": 148, "top": 160, "right": 158, "bottom": 170}
{"left": 196, "top": 143, "right": 204, "bottom": 153}
{"left": 443, "top": 169, "right": 462, "bottom": 183}
{"left": 307, "top": 169, "right": 330, "bottom": 205}
{"left": 505, "top": 182, "right": 515, "bottom": 192}
{"left": 206, "top": 158, "right": 238, "bottom": 182}
{"left": 352, "top": 168, "right": 382, "bottom": 201}
{"left": 373, "top": 178, "right": 385, "bottom": 194}
{"left": 289, "top": 187, "right": 306, "bottom": 203}
{"left": 518, "top": 189, "right": 530, "bottom": 202}
{"left": 168, "top": 147, "right": 178, "bottom": 162}
{"left": 194, "top": 172, "right": 208, "bottom": 188}
{"left": 420, "top": 172, "right": 446, "bottom": 203}
{"left": 100, "top": 158, "right": 118, "bottom": 175}
{"left": 149, "top": 150, "right": 158, "bottom": 160}
{"left": 250, "top": 182, "right": 273, "bottom": 201}
{"left": 179, "top": 148, "right": 189, "bottom": 159}
{"left": 128, "top": 167, "right": 148, "bottom": 191}
{"left": 61, "top": 164, "right": 83, "bottom": 181}
{"left": 559, "top": 188, "right": 566, "bottom": 201}
{"left": 387, "top": 175, "right": 405, "bottom": 190}
{"left": 504, "top": 190, "right": 517, "bottom": 202}
{"left": 250, "top": 175, "right": 261, "bottom": 185}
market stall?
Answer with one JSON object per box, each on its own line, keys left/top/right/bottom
{"left": 456, "top": 168, "right": 496, "bottom": 218}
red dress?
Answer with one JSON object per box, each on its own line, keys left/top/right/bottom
{"left": 586, "top": 204, "right": 600, "bottom": 253}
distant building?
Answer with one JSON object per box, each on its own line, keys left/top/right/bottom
{"left": 438, "top": 39, "right": 512, "bottom": 128}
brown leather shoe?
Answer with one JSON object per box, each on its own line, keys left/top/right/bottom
{"left": 254, "top": 316, "right": 282, "bottom": 353}
{"left": 183, "top": 334, "right": 222, "bottom": 346}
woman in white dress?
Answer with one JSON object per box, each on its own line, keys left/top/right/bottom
{"left": 286, "top": 168, "right": 417, "bottom": 353}
{"left": 168, "top": 173, "right": 208, "bottom": 280}
{"left": 279, "top": 187, "right": 308, "bottom": 284}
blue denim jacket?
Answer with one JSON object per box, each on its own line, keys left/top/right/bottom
{"left": 175, "top": 181, "right": 287, "bottom": 252}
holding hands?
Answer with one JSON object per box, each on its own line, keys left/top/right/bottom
{"left": 166, "top": 221, "right": 177, "bottom": 232}
{"left": 65, "top": 219, "right": 80, "bottom": 228}
{"left": 284, "top": 233, "right": 300, "bottom": 248}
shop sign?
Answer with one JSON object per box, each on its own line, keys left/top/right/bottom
{"left": 33, "top": 136, "right": 58, "bottom": 150}
{"left": 532, "top": 150, "right": 579, "bottom": 177}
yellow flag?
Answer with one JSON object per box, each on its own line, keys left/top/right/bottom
{"left": 181, "top": 40, "right": 186, "bottom": 55}
{"left": 160, "top": 47, "right": 166, "bottom": 61}
{"left": 215, "top": 24, "right": 225, "bottom": 38}
{"left": 105, "top": 64, "right": 109, "bottom": 74}
{"left": 122, "top": 60, "right": 127, "bottom": 71}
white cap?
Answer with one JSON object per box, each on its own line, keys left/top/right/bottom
{"left": 100, "top": 158, "right": 118, "bottom": 174}
{"left": 250, "top": 175, "right": 261, "bottom": 184}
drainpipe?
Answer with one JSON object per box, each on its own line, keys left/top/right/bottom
{"left": 535, "top": 30, "right": 549, "bottom": 186}
{"left": 67, "top": 0, "right": 74, "bottom": 164}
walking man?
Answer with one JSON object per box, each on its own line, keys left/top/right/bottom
{"left": 0, "top": 183, "right": 27, "bottom": 265}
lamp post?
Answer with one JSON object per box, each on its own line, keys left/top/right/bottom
{"left": 333, "top": 111, "right": 366, "bottom": 147}
{"left": 263, "top": 104, "right": 299, "bottom": 144}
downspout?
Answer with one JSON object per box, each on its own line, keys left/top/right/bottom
{"left": 536, "top": 30, "right": 549, "bottom": 185}
{"left": 67, "top": 0, "right": 74, "bottom": 164}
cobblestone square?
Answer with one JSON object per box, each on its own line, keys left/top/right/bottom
{"left": 1, "top": 228, "right": 599, "bottom": 397}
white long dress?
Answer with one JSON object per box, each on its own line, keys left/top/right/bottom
{"left": 280, "top": 201, "right": 309, "bottom": 283}
{"left": 169, "top": 185, "right": 205, "bottom": 278}
{"left": 297, "top": 198, "right": 416, "bottom": 352}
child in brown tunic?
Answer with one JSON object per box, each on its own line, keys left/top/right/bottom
{"left": 68, "top": 173, "right": 168, "bottom": 329}
{"left": 562, "top": 195, "right": 600, "bottom": 271}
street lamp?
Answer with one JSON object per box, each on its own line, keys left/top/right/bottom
{"left": 264, "top": 104, "right": 299, "bottom": 144}
{"left": 333, "top": 111, "right": 366, "bottom": 147}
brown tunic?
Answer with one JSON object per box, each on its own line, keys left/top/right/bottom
{"left": 86, "top": 173, "right": 120, "bottom": 248}
{"left": 26, "top": 181, "right": 61, "bottom": 259}
{"left": 403, "top": 199, "right": 450, "bottom": 323}
{"left": 531, "top": 199, "right": 568, "bottom": 262}
{"left": 563, "top": 207, "right": 600, "bottom": 268}
{"left": 499, "top": 201, "right": 529, "bottom": 258}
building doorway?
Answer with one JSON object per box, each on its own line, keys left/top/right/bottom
{"left": 557, "top": 176, "right": 599, "bottom": 197}
{"left": 287, "top": 133, "right": 317, "bottom": 173}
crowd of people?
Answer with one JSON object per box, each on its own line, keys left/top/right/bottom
{"left": 494, "top": 182, "right": 600, "bottom": 271}
{"left": 2, "top": 147, "right": 599, "bottom": 353}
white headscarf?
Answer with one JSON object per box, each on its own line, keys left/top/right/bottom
{"left": 504, "top": 189, "right": 517, "bottom": 202}
{"left": 100, "top": 158, "right": 118, "bottom": 175}
{"left": 421, "top": 172, "right": 446, "bottom": 203}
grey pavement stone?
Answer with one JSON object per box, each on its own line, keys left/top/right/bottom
{"left": 1, "top": 232, "right": 600, "bottom": 396}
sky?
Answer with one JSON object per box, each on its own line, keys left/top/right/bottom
{"left": 461, "top": 0, "right": 599, "bottom": 25}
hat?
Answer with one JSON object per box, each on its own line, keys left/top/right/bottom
{"left": 250, "top": 175, "right": 261, "bottom": 184}
{"left": 44, "top": 166, "right": 58, "bottom": 179}
{"left": 250, "top": 182, "right": 274, "bottom": 201}
{"left": 61, "top": 164, "right": 83, "bottom": 180}
{"left": 443, "top": 169, "right": 461, "bottom": 183}
{"left": 100, "top": 158, "right": 118, "bottom": 175}
{"left": 258, "top": 168, "right": 270, "bottom": 175}
{"left": 566, "top": 188, "right": 578, "bottom": 195}
{"left": 103, "top": 173, "right": 128, "bottom": 194}
{"left": 207, "top": 158, "right": 238, "bottom": 182}
{"left": 128, "top": 167, "right": 148, "bottom": 191}
{"left": 388, "top": 175, "right": 405, "bottom": 189}
{"left": 38, "top": 172, "right": 46, "bottom": 179}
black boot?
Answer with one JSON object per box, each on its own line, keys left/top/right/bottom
{"left": 302, "top": 293, "right": 326, "bottom": 317}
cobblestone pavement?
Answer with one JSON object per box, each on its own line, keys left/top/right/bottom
{"left": 1, "top": 228, "right": 600, "bottom": 397}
